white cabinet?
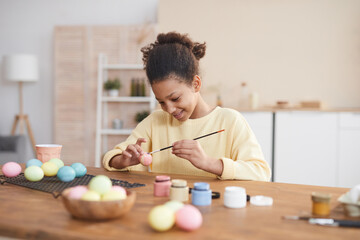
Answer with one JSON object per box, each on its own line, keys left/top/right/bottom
{"left": 338, "top": 112, "right": 360, "bottom": 188}
{"left": 274, "top": 111, "right": 338, "bottom": 187}
{"left": 241, "top": 112, "right": 273, "bottom": 172}
{"left": 95, "top": 54, "right": 156, "bottom": 167}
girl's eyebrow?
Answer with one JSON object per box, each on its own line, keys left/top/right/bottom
{"left": 156, "top": 91, "right": 177, "bottom": 101}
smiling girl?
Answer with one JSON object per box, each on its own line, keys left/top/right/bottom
{"left": 103, "top": 32, "right": 270, "bottom": 181}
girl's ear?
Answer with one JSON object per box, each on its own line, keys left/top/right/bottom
{"left": 192, "top": 75, "right": 202, "bottom": 92}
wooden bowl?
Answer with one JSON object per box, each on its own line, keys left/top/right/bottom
{"left": 61, "top": 188, "right": 136, "bottom": 220}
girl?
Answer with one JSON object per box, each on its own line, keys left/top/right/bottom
{"left": 103, "top": 32, "right": 270, "bottom": 181}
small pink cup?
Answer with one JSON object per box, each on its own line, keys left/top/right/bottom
{"left": 35, "top": 144, "right": 62, "bottom": 163}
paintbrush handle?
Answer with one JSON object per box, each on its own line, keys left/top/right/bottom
{"left": 336, "top": 219, "right": 360, "bottom": 228}
{"left": 149, "top": 129, "right": 225, "bottom": 155}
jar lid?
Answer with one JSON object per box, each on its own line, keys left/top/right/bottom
{"left": 171, "top": 179, "right": 187, "bottom": 187}
{"left": 225, "top": 186, "right": 246, "bottom": 195}
{"left": 311, "top": 192, "right": 331, "bottom": 202}
{"left": 250, "top": 195, "right": 273, "bottom": 206}
{"left": 155, "top": 175, "right": 170, "bottom": 182}
{"left": 194, "top": 182, "right": 209, "bottom": 191}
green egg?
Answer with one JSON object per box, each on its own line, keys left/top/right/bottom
{"left": 24, "top": 166, "right": 44, "bottom": 182}
{"left": 49, "top": 158, "right": 64, "bottom": 168}
{"left": 88, "top": 175, "right": 112, "bottom": 195}
{"left": 164, "top": 200, "right": 184, "bottom": 213}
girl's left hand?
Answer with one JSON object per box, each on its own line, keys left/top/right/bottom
{"left": 172, "top": 140, "right": 224, "bottom": 176}
{"left": 171, "top": 139, "right": 210, "bottom": 170}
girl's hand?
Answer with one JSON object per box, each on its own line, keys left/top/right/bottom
{"left": 172, "top": 139, "right": 224, "bottom": 176}
{"left": 110, "top": 138, "right": 146, "bottom": 169}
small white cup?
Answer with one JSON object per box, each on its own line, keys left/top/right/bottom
{"left": 224, "top": 186, "right": 247, "bottom": 208}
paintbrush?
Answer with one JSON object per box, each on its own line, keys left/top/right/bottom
{"left": 148, "top": 129, "right": 225, "bottom": 155}
{"left": 283, "top": 216, "right": 360, "bottom": 228}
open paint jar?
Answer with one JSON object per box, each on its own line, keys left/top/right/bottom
{"left": 311, "top": 192, "right": 331, "bottom": 216}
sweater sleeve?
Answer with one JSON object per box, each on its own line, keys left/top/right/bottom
{"left": 102, "top": 114, "right": 152, "bottom": 172}
{"left": 218, "top": 113, "right": 271, "bottom": 181}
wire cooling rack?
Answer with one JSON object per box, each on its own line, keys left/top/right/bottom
{"left": 0, "top": 173, "right": 145, "bottom": 198}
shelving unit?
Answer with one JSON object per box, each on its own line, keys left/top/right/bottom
{"left": 95, "top": 54, "right": 156, "bottom": 167}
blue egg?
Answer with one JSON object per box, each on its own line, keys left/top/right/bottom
{"left": 71, "top": 163, "right": 87, "bottom": 178}
{"left": 57, "top": 166, "right": 76, "bottom": 182}
{"left": 26, "top": 159, "right": 43, "bottom": 168}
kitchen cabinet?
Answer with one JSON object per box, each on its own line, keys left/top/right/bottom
{"left": 274, "top": 111, "right": 338, "bottom": 187}
{"left": 241, "top": 112, "right": 273, "bottom": 172}
{"left": 338, "top": 112, "right": 360, "bottom": 188}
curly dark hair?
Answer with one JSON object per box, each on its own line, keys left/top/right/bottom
{"left": 141, "top": 32, "right": 206, "bottom": 85}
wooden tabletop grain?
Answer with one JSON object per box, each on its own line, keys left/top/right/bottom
{"left": 0, "top": 167, "right": 359, "bottom": 240}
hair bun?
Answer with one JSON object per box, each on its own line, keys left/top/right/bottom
{"left": 156, "top": 32, "right": 206, "bottom": 60}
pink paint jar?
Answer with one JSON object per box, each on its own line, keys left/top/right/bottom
{"left": 154, "top": 175, "right": 171, "bottom": 197}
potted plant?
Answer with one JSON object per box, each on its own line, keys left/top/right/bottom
{"left": 104, "top": 78, "right": 122, "bottom": 97}
{"left": 134, "top": 110, "right": 150, "bottom": 123}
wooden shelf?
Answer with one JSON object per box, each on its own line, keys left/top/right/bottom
{"left": 101, "top": 129, "right": 133, "bottom": 135}
{"left": 102, "top": 96, "right": 153, "bottom": 102}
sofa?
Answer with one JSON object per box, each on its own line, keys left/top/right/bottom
{"left": 0, "top": 135, "right": 26, "bottom": 165}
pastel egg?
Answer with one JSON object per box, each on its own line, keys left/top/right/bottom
{"left": 26, "top": 159, "right": 43, "bottom": 168}
{"left": 102, "top": 190, "right": 127, "bottom": 201}
{"left": 2, "top": 162, "right": 22, "bottom": 178}
{"left": 57, "top": 166, "right": 76, "bottom": 182}
{"left": 49, "top": 158, "right": 64, "bottom": 168}
{"left": 111, "top": 186, "right": 127, "bottom": 195}
{"left": 88, "top": 175, "right": 112, "bottom": 195}
{"left": 70, "top": 162, "right": 87, "bottom": 177}
{"left": 175, "top": 205, "right": 203, "bottom": 231}
{"left": 81, "top": 190, "right": 101, "bottom": 201}
{"left": 68, "top": 186, "right": 88, "bottom": 199}
{"left": 140, "top": 153, "right": 152, "bottom": 166}
{"left": 24, "top": 166, "right": 44, "bottom": 182}
{"left": 148, "top": 205, "right": 175, "bottom": 232}
{"left": 41, "top": 162, "right": 59, "bottom": 177}
{"left": 164, "top": 200, "right": 184, "bottom": 213}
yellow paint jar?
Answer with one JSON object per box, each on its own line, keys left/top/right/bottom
{"left": 311, "top": 192, "right": 331, "bottom": 216}
{"left": 170, "top": 179, "right": 189, "bottom": 202}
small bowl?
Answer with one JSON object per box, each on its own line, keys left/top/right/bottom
{"left": 61, "top": 188, "right": 136, "bottom": 220}
{"left": 338, "top": 194, "right": 360, "bottom": 217}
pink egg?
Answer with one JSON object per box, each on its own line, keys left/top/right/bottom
{"left": 140, "top": 153, "right": 152, "bottom": 166}
{"left": 111, "top": 186, "right": 127, "bottom": 195}
{"left": 175, "top": 205, "right": 203, "bottom": 231}
{"left": 2, "top": 162, "right": 22, "bottom": 178}
{"left": 68, "top": 185, "right": 88, "bottom": 199}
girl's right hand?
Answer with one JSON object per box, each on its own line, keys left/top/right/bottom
{"left": 110, "top": 138, "right": 146, "bottom": 169}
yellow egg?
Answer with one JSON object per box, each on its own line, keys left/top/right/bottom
{"left": 81, "top": 190, "right": 101, "bottom": 201}
{"left": 41, "top": 162, "right": 59, "bottom": 177}
{"left": 102, "top": 190, "right": 127, "bottom": 201}
{"left": 148, "top": 205, "right": 175, "bottom": 232}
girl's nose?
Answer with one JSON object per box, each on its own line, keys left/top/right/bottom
{"left": 165, "top": 104, "right": 176, "bottom": 114}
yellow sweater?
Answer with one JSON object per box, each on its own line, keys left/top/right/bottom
{"left": 103, "top": 107, "right": 271, "bottom": 181}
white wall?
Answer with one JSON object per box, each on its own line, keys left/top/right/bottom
{"left": 0, "top": 0, "right": 158, "bottom": 160}
{"left": 159, "top": 0, "right": 360, "bottom": 109}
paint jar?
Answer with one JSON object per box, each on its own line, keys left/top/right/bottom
{"left": 153, "top": 175, "right": 171, "bottom": 197}
{"left": 170, "top": 179, "right": 189, "bottom": 202}
{"left": 191, "top": 182, "right": 212, "bottom": 206}
{"left": 224, "top": 186, "right": 247, "bottom": 208}
{"left": 311, "top": 192, "right": 331, "bottom": 216}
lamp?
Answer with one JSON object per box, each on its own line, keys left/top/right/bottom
{"left": 3, "top": 54, "right": 39, "bottom": 154}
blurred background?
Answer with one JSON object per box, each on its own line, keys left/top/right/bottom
{"left": 0, "top": 0, "right": 359, "bottom": 187}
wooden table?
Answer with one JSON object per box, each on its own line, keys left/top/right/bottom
{"left": 0, "top": 167, "right": 359, "bottom": 239}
